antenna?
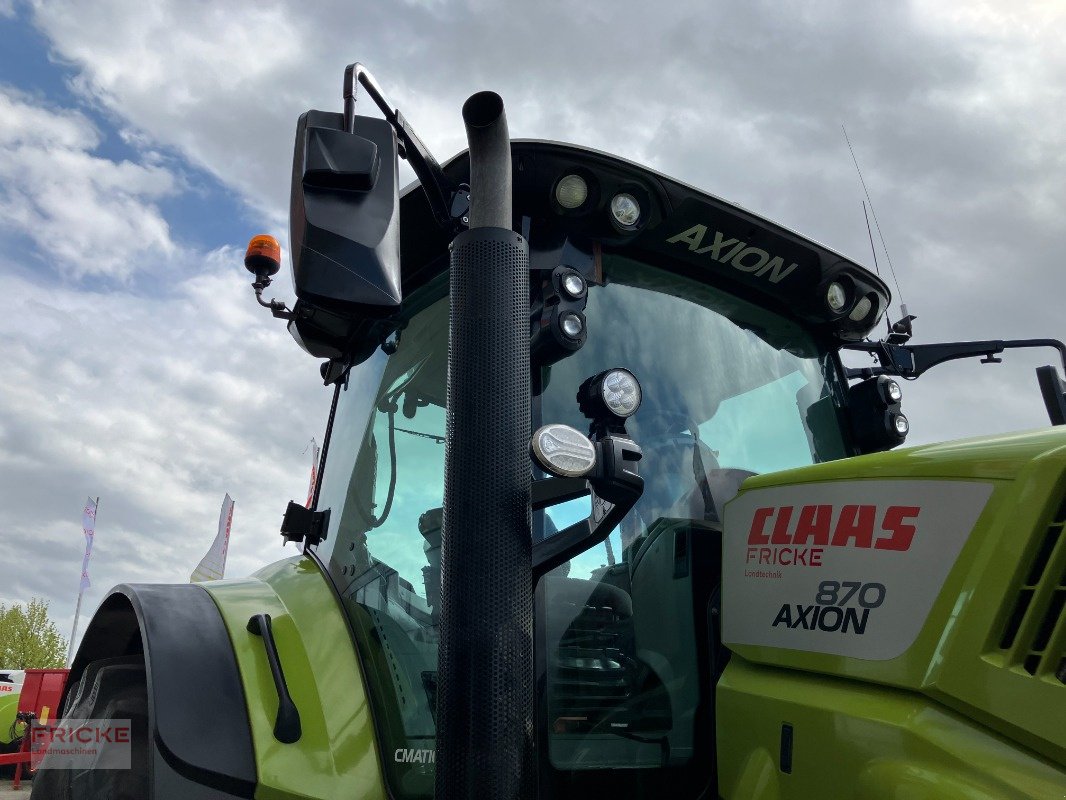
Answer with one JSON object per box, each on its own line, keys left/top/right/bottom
{"left": 842, "top": 124, "right": 910, "bottom": 334}
{"left": 862, "top": 201, "right": 880, "bottom": 276}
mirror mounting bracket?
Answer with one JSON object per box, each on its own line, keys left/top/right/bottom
{"left": 251, "top": 274, "right": 295, "bottom": 320}
{"left": 531, "top": 435, "right": 643, "bottom": 579}
{"left": 344, "top": 63, "right": 458, "bottom": 232}
{"left": 280, "top": 501, "right": 330, "bottom": 547}
{"left": 843, "top": 337, "right": 1066, "bottom": 426}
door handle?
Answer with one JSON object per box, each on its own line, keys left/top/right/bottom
{"left": 246, "top": 613, "right": 302, "bottom": 743}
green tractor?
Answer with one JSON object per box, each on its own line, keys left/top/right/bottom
{"left": 35, "top": 65, "right": 1066, "bottom": 799}
{"left": 0, "top": 670, "right": 25, "bottom": 777}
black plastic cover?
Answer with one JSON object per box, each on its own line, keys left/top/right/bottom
{"left": 1037, "top": 365, "right": 1066, "bottom": 425}
{"left": 303, "top": 126, "right": 379, "bottom": 191}
{"left": 847, "top": 376, "right": 906, "bottom": 452}
{"left": 69, "top": 584, "right": 257, "bottom": 797}
{"left": 288, "top": 110, "right": 402, "bottom": 358}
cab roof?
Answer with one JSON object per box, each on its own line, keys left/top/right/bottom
{"left": 399, "top": 139, "right": 890, "bottom": 344}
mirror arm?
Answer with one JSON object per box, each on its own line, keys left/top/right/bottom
{"left": 844, "top": 338, "right": 1066, "bottom": 379}
{"left": 845, "top": 338, "right": 1066, "bottom": 426}
{"left": 344, "top": 63, "right": 457, "bottom": 231}
{"left": 532, "top": 517, "right": 594, "bottom": 580}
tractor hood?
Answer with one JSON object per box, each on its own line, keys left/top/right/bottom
{"left": 722, "top": 424, "right": 1066, "bottom": 765}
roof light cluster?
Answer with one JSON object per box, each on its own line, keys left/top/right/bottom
{"left": 551, "top": 171, "right": 650, "bottom": 235}
{"left": 824, "top": 276, "right": 883, "bottom": 333}
{"left": 848, "top": 375, "right": 908, "bottom": 452}
{"left": 534, "top": 150, "right": 892, "bottom": 344}
{"left": 530, "top": 266, "right": 590, "bottom": 366}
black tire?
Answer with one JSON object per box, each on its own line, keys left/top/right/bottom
{"left": 30, "top": 658, "right": 148, "bottom": 800}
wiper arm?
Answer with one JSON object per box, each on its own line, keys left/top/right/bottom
{"left": 395, "top": 426, "right": 445, "bottom": 444}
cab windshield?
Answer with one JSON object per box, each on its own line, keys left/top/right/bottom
{"left": 312, "top": 257, "right": 849, "bottom": 800}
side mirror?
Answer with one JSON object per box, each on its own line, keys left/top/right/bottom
{"left": 287, "top": 110, "right": 402, "bottom": 359}
{"left": 848, "top": 376, "right": 909, "bottom": 453}
{"left": 1037, "top": 365, "right": 1066, "bottom": 426}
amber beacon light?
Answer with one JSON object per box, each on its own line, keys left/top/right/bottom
{"left": 244, "top": 234, "right": 293, "bottom": 319}
{"left": 245, "top": 234, "right": 282, "bottom": 278}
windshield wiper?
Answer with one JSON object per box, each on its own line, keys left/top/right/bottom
{"left": 395, "top": 426, "right": 445, "bottom": 443}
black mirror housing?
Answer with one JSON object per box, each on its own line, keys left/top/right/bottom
{"left": 1037, "top": 365, "right": 1066, "bottom": 426}
{"left": 288, "top": 110, "right": 402, "bottom": 359}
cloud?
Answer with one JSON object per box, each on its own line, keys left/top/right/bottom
{"left": 23, "top": 0, "right": 1064, "bottom": 316}
{"left": 0, "top": 86, "right": 178, "bottom": 280}
{"left": 10, "top": 0, "right": 1063, "bottom": 430}
{"left": 0, "top": 251, "right": 330, "bottom": 639}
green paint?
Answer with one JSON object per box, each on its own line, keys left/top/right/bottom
{"left": 198, "top": 426, "right": 1066, "bottom": 798}
{"left": 0, "top": 689, "right": 21, "bottom": 745}
{"left": 203, "top": 556, "right": 387, "bottom": 800}
{"left": 719, "top": 426, "right": 1066, "bottom": 795}
{"left": 744, "top": 426, "right": 1066, "bottom": 486}
{"left": 718, "top": 659, "right": 1065, "bottom": 799}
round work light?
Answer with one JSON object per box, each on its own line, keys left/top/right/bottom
{"left": 561, "top": 272, "right": 586, "bottom": 299}
{"left": 892, "top": 413, "right": 910, "bottom": 436}
{"left": 849, "top": 295, "right": 873, "bottom": 322}
{"left": 531, "top": 424, "right": 597, "bottom": 478}
{"left": 601, "top": 369, "right": 641, "bottom": 417}
{"left": 826, "top": 281, "right": 849, "bottom": 313}
{"left": 610, "top": 193, "right": 641, "bottom": 227}
{"left": 555, "top": 174, "right": 589, "bottom": 209}
{"left": 559, "top": 312, "right": 584, "bottom": 339}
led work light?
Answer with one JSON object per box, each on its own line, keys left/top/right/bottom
{"left": 849, "top": 295, "right": 874, "bottom": 322}
{"left": 578, "top": 368, "right": 643, "bottom": 427}
{"left": 848, "top": 375, "right": 908, "bottom": 452}
{"left": 560, "top": 312, "right": 585, "bottom": 339}
{"left": 826, "top": 281, "right": 848, "bottom": 313}
{"left": 560, "top": 271, "right": 587, "bottom": 299}
{"left": 555, "top": 174, "right": 589, "bottom": 209}
{"left": 610, "top": 193, "right": 641, "bottom": 228}
{"left": 530, "top": 424, "right": 598, "bottom": 478}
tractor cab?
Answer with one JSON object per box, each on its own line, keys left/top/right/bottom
{"left": 233, "top": 65, "right": 1066, "bottom": 800}
{"left": 287, "top": 117, "right": 890, "bottom": 798}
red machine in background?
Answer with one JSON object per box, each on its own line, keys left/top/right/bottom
{"left": 0, "top": 669, "right": 69, "bottom": 789}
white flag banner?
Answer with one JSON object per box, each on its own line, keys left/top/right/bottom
{"left": 306, "top": 440, "right": 321, "bottom": 508}
{"left": 80, "top": 497, "right": 97, "bottom": 591}
{"left": 191, "top": 494, "right": 234, "bottom": 583}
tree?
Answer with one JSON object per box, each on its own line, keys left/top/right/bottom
{"left": 0, "top": 598, "right": 67, "bottom": 669}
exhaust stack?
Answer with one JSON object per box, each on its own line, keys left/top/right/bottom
{"left": 462, "top": 92, "right": 513, "bottom": 229}
{"left": 436, "top": 92, "right": 533, "bottom": 800}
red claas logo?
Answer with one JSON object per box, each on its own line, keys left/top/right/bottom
{"left": 745, "top": 504, "right": 920, "bottom": 567}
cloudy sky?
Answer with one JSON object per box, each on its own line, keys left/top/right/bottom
{"left": 1, "top": 0, "right": 1063, "bottom": 652}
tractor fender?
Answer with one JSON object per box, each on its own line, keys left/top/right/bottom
{"left": 70, "top": 583, "right": 257, "bottom": 797}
